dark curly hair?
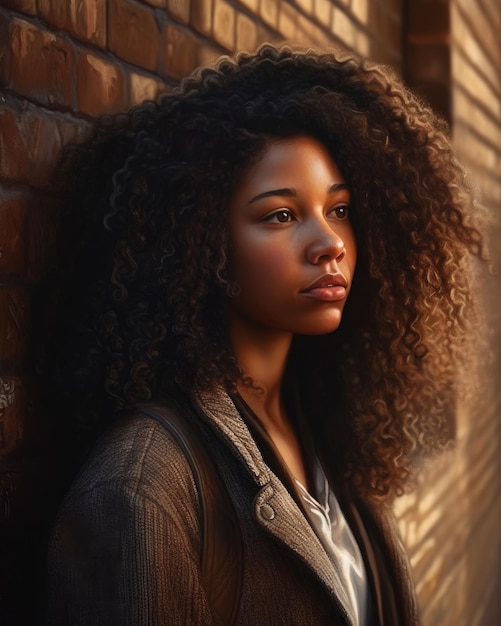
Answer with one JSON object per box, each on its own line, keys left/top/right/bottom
{"left": 42, "top": 44, "right": 485, "bottom": 500}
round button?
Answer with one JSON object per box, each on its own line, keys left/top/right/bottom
{"left": 260, "top": 503, "right": 275, "bottom": 520}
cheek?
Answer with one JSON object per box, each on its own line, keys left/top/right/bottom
{"left": 232, "top": 237, "right": 293, "bottom": 292}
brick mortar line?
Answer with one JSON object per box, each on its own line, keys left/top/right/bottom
{"left": 453, "top": 110, "right": 501, "bottom": 159}
{"left": 405, "top": 468, "right": 501, "bottom": 554}
{"left": 162, "top": 16, "right": 229, "bottom": 60}
{"left": 0, "top": 91, "right": 92, "bottom": 126}
{"left": 453, "top": 81, "right": 501, "bottom": 130}
{"left": 452, "top": 46, "right": 501, "bottom": 109}
{"left": 476, "top": 0, "right": 501, "bottom": 43}
{"left": 228, "top": 0, "right": 312, "bottom": 46}
{"left": 4, "top": 9, "right": 210, "bottom": 99}
{"left": 0, "top": 85, "right": 97, "bottom": 123}
{"left": 229, "top": 0, "right": 401, "bottom": 63}
{"left": 453, "top": 1, "right": 501, "bottom": 92}
{"left": 332, "top": 1, "right": 402, "bottom": 63}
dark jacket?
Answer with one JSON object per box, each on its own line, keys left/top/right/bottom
{"left": 47, "top": 386, "right": 419, "bottom": 625}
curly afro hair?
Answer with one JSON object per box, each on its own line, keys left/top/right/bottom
{"left": 44, "top": 44, "right": 485, "bottom": 500}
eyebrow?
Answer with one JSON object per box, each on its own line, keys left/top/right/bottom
{"left": 246, "top": 183, "right": 349, "bottom": 206}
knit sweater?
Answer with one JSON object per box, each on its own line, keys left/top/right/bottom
{"left": 47, "top": 386, "right": 419, "bottom": 625}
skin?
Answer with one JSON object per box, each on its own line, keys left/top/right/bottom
{"left": 227, "top": 135, "right": 357, "bottom": 488}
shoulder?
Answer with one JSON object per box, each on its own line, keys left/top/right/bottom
{"left": 62, "top": 411, "right": 200, "bottom": 519}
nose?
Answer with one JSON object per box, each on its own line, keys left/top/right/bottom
{"left": 305, "top": 221, "right": 346, "bottom": 265}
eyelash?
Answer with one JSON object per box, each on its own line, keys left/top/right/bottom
{"left": 264, "top": 205, "right": 350, "bottom": 224}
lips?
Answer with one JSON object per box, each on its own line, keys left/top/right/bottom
{"left": 301, "top": 273, "right": 348, "bottom": 302}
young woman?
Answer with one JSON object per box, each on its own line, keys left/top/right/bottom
{"left": 45, "top": 44, "right": 484, "bottom": 625}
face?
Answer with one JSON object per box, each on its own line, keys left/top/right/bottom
{"left": 228, "top": 135, "right": 357, "bottom": 337}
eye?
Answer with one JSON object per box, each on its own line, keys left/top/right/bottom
{"left": 330, "top": 204, "right": 349, "bottom": 220}
{"left": 265, "top": 209, "right": 295, "bottom": 224}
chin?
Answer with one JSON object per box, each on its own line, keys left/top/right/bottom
{"left": 296, "top": 313, "right": 343, "bottom": 335}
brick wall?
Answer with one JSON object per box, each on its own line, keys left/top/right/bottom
{"left": 401, "top": 2, "right": 501, "bottom": 624}
{"left": 0, "top": 1, "right": 499, "bottom": 624}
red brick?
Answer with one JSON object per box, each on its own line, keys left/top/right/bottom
{"left": 163, "top": 23, "right": 200, "bottom": 81}
{"left": 39, "top": 0, "right": 107, "bottom": 47}
{"left": 278, "top": 3, "right": 299, "bottom": 41}
{"left": 76, "top": 51, "right": 126, "bottom": 117}
{"left": 256, "top": 24, "right": 277, "bottom": 46}
{"left": 9, "top": 19, "right": 75, "bottom": 109}
{"left": 54, "top": 114, "right": 92, "bottom": 150}
{"left": 236, "top": 13, "right": 258, "bottom": 52}
{"left": 108, "top": 0, "right": 160, "bottom": 71}
{"left": 0, "top": 192, "right": 27, "bottom": 278}
{"left": 0, "top": 103, "right": 68, "bottom": 188}
{"left": 0, "top": 11, "right": 9, "bottom": 88}
{"left": 37, "top": 0, "right": 70, "bottom": 30}
{"left": 0, "top": 0, "right": 36, "bottom": 15}
{"left": 142, "top": 0, "right": 165, "bottom": 7}
{"left": 294, "top": 0, "right": 313, "bottom": 13}
{"left": 0, "top": 376, "right": 26, "bottom": 456}
{"left": 196, "top": 43, "right": 220, "bottom": 67}
{"left": 260, "top": 0, "right": 278, "bottom": 28}
{"left": 0, "top": 288, "right": 29, "bottom": 364}
{"left": 213, "top": 0, "right": 235, "bottom": 51}
{"left": 167, "top": 0, "right": 191, "bottom": 24}
{"left": 191, "top": 0, "right": 213, "bottom": 36}
{"left": 296, "top": 11, "right": 330, "bottom": 46}
{"left": 235, "top": 0, "right": 258, "bottom": 12}
{"left": 313, "top": 0, "right": 332, "bottom": 26}
{"left": 68, "top": 0, "right": 107, "bottom": 46}
{"left": 129, "top": 72, "right": 166, "bottom": 106}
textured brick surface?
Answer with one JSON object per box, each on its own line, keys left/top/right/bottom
{"left": 0, "top": 193, "right": 26, "bottom": 278}
{"left": 0, "top": 101, "right": 89, "bottom": 190}
{"left": 295, "top": 0, "right": 313, "bottom": 13}
{"left": 142, "top": 0, "right": 166, "bottom": 7}
{"left": 260, "top": 0, "right": 279, "bottom": 29}
{"left": 236, "top": 12, "right": 258, "bottom": 52}
{"left": 163, "top": 23, "right": 200, "bottom": 80}
{"left": 191, "top": 0, "right": 213, "bottom": 36}
{"left": 278, "top": 3, "right": 299, "bottom": 41}
{"left": 313, "top": 0, "right": 333, "bottom": 26}
{"left": 73, "top": 0, "right": 107, "bottom": 45}
{"left": 213, "top": 0, "right": 235, "bottom": 50}
{"left": 0, "top": 0, "right": 36, "bottom": 15}
{"left": 37, "top": 0, "right": 70, "bottom": 31}
{"left": 236, "top": 0, "right": 259, "bottom": 12}
{"left": 0, "top": 11, "right": 9, "bottom": 87}
{"left": 167, "top": 0, "right": 191, "bottom": 23}
{"left": 9, "top": 19, "right": 75, "bottom": 108}
{"left": 109, "top": 0, "right": 160, "bottom": 71}
{"left": 76, "top": 51, "right": 126, "bottom": 116}
{"left": 129, "top": 72, "right": 166, "bottom": 106}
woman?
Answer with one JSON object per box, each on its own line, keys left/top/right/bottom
{"left": 45, "top": 44, "right": 484, "bottom": 625}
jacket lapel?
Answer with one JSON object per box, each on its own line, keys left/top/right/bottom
{"left": 194, "top": 386, "right": 356, "bottom": 626}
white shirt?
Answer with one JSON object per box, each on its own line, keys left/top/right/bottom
{"left": 296, "top": 460, "right": 370, "bottom": 626}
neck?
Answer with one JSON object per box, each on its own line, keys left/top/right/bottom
{"left": 230, "top": 315, "right": 292, "bottom": 425}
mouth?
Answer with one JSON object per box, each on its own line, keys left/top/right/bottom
{"left": 300, "top": 273, "right": 348, "bottom": 302}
